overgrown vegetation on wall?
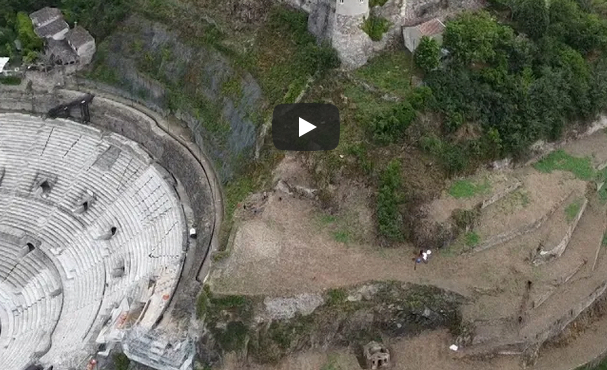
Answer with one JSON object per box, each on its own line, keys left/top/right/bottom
{"left": 362, "top": 14, "right": 391, "bottom": 41}
{"left": 199, "top": 282, "right": 464, "bottom": 365}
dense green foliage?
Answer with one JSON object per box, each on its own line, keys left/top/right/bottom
{"left": 421, "top": 4, "right": 607, "bottom": 171}
{"left": 266, "top": 7, "right": 339, "bottom": 77}
{"left": 414, "top": 36, "right": 441, "bottom": 72}
{"left": 372, "top": 101, "right": 417, "bottom": 143}
{"left": 0, "top": 75, "right": 21, "bottom": 84}
{"left": 362, "top": 14, "right": 391, "bottom": 41}
{"left": 112, "top": 353, "right": 130, "bottom": 370}
{"left": 61, "top": 0, "right": 130, "bottom": 40}
{"left": 0, "top": 0, "right": 129, "bottom": 40}
{"left": 377, "top": 160, "right": 404, "bottom": 241}
{"left": 16, "top": 12, "right": 42, "bottom": 51}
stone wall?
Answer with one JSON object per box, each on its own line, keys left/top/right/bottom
{"left": 474, "top": 191, "right": 574, "bottom": 253}
{"left": 535, "top": 198, "right": 588, "bottom": 264}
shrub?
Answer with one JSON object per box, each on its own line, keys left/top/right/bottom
{"left": 414, "top": 36, "right": 441, "bottom": 73}
{"left": 372, "top": 102, "right": 417, "bottom": 144}
{"left": 408, "top": 86, "right": 434, "bottom": 110}
{"left": 377, "top": 160, "right": 404, "bottom": 241}
{"left": 362, "top": 15, "right": 391, "bottom": 41}
{"left": 0, "top": 75, "right": 21, "bottom": 85}
{"left": 16, "top": 12, "right": 42, "bottom": 52}
{"left": 217, "top": 321, "right": 249, "bottom": 352}
{"left": 326, "top": 288, "right": 348, "bottom": 306}
{"left": 439, "top": 143, "right": 467, "bottom": 176}
{"left": 451, "top": 208, "right": 480, "bottom": 231}
{"left": 113, "top": 353, "right": 130, "bottom": 370}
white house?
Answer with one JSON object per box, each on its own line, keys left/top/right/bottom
{"left": 402, "top": 18, "right": 445, "bottom": 53}
{"left": 65, "top": 26, "right": 96, "bottom": 65}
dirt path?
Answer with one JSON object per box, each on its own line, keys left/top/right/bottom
{"left": 210, "top": 133, "right": 607, "bottom": 370}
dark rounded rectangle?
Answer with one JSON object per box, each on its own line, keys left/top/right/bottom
{"left": 272, "top": 103, "right": 340, "bottom": 151}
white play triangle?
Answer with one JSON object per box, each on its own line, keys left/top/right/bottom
{"left": 299, "top": 117, "right": 316, "bottom": 137}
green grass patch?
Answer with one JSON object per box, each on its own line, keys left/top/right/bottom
{"left": 196, "top": 290, "right": 209, "bottom": 319}
{"left": 333, "top": 230, "right": 350, "bottom": 244}
{"left": 565, "top": 199, "right": 583, "bottom": 223}
{"left": 578, "top": 357, "right": 607, "bottom": 369}
{"left": 355, "top": 50, "right": 414, "bottom": 97}
{"left": 321, "top": 355, "right": 341, "bottom": 370}
{"left": 0, "top": 75, "right": 21, "bottom": 85}
{"left": 464, "top": 231, "right": 480, "bottom": 247}
{"left": 249, "top": 6, "right": 338, "bottom": 106}
{"left": 361, "top": 14, "right": 391, "bottom": 41}
{"left": 600, "top": 185, "right": 607, "bottom": 204}
{"left": 217, "top": 321, "right": 249, "bottom": 352}
{"left": 449, "top": 179, "right": 491, "bottom": 198}
{"left": 318, "top": 214, "right": 337, "bottom": 225}
{"left": 602, "top": 231, "right": 607, "bottom": 247}
{"left": 326, "top": 288, "right": 348, "bottom": 306}
{"left": 533, "top": 150, "right": 595, "bottom": 180}
{"left": 221, "top": 75, "right": 243, "bottom": 100}
{"left": 113, "top": 353, "right": 130, "bottom": 370}
{"left": 370, "top": 0, "right": 389, "bottom": 6}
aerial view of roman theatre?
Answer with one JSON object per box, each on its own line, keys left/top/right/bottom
{"left": 9, "top": 0, "right": 607, "bottom": 369}
{"left": 0, "top": 81, "right": 219, "bottom": 370}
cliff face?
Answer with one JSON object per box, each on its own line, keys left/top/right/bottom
{"left": 90, "top": 15, "right": 262, "bottom": 183}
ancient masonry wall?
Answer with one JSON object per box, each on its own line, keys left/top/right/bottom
{"left": 473, "top": 191, "right": 574, "bottom": 253}
{"left": 535, "top": 198, "right": 588, "bottom": 264}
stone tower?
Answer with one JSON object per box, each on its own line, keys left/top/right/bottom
{"left": 308, "top": 0, "right": 374, "bottom": 68}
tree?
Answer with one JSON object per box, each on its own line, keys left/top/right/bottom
{"left": 443, "top": 11, "right": 514, "bottom": 65}
{"left": 414, "top": 36, "right": 441, "bottom": 73}
{"left": 513, "top": 0, "right": 549, "bottom": 40}
{"left": 16, "top": 11, "right": 42, "bottom": 52}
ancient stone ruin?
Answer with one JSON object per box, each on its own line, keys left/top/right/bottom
{"left": 364, "top": 341, "right": 391, "bottom": 369}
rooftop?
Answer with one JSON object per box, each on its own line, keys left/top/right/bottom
{"left": 29, "top": 7, "right": 63, "bottom": 27}
{"left": 415, "top": 18, "right": 445, "bottom": 37}
{"left": 66, "top": 26, "right": 94, "bottom": 49}
{"left": 33, "top": 18, "right": 68, "bottom": 39}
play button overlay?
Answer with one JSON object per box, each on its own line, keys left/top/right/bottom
{"left": 299, "top": 117, "right": 316, "bottom": 137}
{"left": 272, "top": 103, "right": 340, "bottom": 151}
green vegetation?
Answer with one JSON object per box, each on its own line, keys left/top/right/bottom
{"left": 333, "top": 230, "right": 350, "bottom": 244}
{"left": 113, "top": 353, "right": 130, "bottom": 370}
{"left": 326, "top": 288, "right": 348, "bottom": 306}
{"left": 209, "top": 282, "right": 462, "bottom": 364}
{"left": 449, "top": 179, "right": 491, "bottom": 198}
{"left": 321, "top": 355, "right": 341, "bottom": 370}
{"left": 565, "top": 198, "right": 583, "bottom": 222}
{"left": 534, "top": 150, "right": 595, "bottom": 180}
{"left": 414, "top": 36, "right": 441, "bottom": 73}
{"left": 419, "top": 3, "right": 607, "bottom": 172}
{"left": 221, "top": 75, "right": 244, "bottom": 100}
{"left": 578, "top": 357, "right": 607, "bottom": 369}
{"left": 355, "top": 49, "right": 415, "bottom": 96}
{"left": 15, "top": 11, "right": 42, "bottom": 61}
{"left": 464, "top": 231, "right": 480, "bottom": 247}
{"left": 252, "top": 7, "right": 339, "bottom": 106}
{"left": 377, "top": 160, "right": 404, "bottom": 241}
{"left": 371, "top": 101, "right": 417, "bottom": 144}
{"left": 361, "top": 14, "right": 391, "bottom": 41}
{"left": 370, "top": 0, "right": 389, "bottom": 6}
{"left": 602, "top": 231, "right": 607, "bottom": 246}
{"left": 0, "top": 76, "right": 21, "bottom": 85}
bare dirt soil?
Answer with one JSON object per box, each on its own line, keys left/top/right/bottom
{"left": 209, "top": 131, "right": 607, "bottom": 370}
